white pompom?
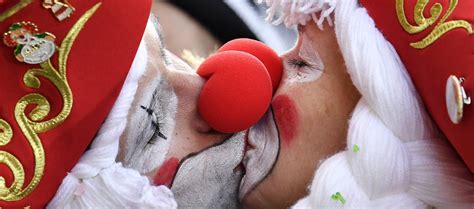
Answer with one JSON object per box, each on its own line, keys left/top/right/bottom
{"left": 260, "top": 0, "right": 337, "bottom": 29}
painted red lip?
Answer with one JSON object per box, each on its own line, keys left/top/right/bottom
{"left": 153, "top": 157, "right": 180, "bottom": 187}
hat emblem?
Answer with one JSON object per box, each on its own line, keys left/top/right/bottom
{"left": 3, "top": 21, "right": 56, "bottom": 64}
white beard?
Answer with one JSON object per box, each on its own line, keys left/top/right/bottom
{"left": 48, "top": 163, "right": 177, "bottom": 208}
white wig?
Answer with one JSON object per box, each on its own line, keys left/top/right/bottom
{"left": 260, "top": 0, "right": 474, "bottom": 208}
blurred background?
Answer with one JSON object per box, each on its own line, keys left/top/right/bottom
{"left": 153, "top": 0, "right": 297, "bottom": 64}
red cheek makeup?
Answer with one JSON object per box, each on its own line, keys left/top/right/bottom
{"left": 153, "top": 157, "right": 180, "bottom": 187}
{"left": 272, "top": 94, "right": 299, "bottom": 146}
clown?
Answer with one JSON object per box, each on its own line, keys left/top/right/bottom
{"left": 239, "top": 0, "right": 474, "bottom": 208}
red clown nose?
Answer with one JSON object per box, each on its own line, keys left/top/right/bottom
{"left": 197, "top": 39, "right": 282, "bottom": 133}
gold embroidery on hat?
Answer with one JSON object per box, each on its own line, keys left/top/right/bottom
{"left": 0, "top": 0, "right": 32, "bottom": 23}
{"left": 0, "top": 120, "right": 23, "bottom": 200}
{"left": 0, "top": 2, "right": 101, "bottom": 201}
{"left": 396, "top": 0, "right": 473, "bottom": 49}
{"left": 0, "top": 120, "right": 13, "bottom": 146}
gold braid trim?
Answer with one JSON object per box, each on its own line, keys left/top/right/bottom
{"left": 0, "top": 0, "right": 32, "bottom": 23}
{"left": 0, "top": 3, "right": 101, "bottom": 201}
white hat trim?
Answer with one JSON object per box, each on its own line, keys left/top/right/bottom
{"left": 258, "top": 0, "right": 336, "bottom": 29}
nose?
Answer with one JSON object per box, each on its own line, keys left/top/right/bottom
{"left": 163, "top": 69, "right": 235, "bottom": 163}
{"left": 167, "top": 70, "right": 213, "bottom": 133}
{"left": 196, "top": 39, "right": 283, "bottom": 133}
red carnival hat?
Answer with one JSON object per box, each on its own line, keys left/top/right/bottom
{"left": 360, "top": 0, "right": 474, "bottom": 172}
{"left": 0, "top": 0, "right": 151, "bottom": 207}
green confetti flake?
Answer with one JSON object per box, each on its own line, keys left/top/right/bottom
{"left": 353, "top": 144, "right": 360, "bottom": 153}
{"left": 331, "top": 192, "right": 346, "bottom": 205}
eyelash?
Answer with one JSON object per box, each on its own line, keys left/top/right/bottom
{"left": 288, "top": 58, "right": 310, "bottom": 69}
{"left": 140, "top": 105, "right": 167, "bottom": 145}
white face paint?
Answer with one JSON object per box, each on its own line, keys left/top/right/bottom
{"left": 282, "top": 33, "right": 324, "bottom": 83}
{"left": 119, "top": 17, "right": 180, "bottom": 176}
{"left": 121, "top": 64, "right": 178, "bottom": 174}
{"left": 171, "top": 132, "right": 246, "bottom": 209}
{"left": 240, "top": 110, "right": 279, "bottom": 200}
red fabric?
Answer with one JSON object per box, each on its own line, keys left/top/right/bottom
{"left": 0, "top": 0, "right": 151, "bottom": 207}
{"left": 360, "top": 0, "right": 474, "bottom": 172}
{"left": 0, "top": 0, "right": 18, "bottom": 13}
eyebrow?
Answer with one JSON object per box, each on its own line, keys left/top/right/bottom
{"left": 150, "top": 14, "right": 171, "bottom": 65}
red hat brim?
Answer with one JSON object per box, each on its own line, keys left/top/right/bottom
{"left": 361, "top": 0, "right": 474, "bottom": 172}
{"left": 0, "top": 0, "right": 151, "bottom": 207}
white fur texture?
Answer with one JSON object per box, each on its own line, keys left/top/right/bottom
{"left": 48, "top": 28, "right": 177, "bottom": 208}
{"left": 261, "top": 0, "right": 474, "bottom": 208}
{"left": 257, "top": 0, "right": 336, "bottom": 29}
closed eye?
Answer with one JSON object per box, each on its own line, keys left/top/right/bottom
{"left": 282, "top": 34, "right": 324, "bottom": 83}
{"left": 140, "top": 105, "right": 168, "bottom": 145}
